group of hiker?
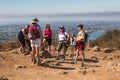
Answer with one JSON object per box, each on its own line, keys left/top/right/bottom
{"left": 18, "top": 18, "right": 87, "bottom": 67}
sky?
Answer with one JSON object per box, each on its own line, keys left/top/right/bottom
{"left": 0, "top": 0, "right": 120, "bottom": 15}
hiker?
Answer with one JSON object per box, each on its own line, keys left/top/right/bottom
{"left": 70, "top": 34, "right": 76, "bottom": 58}
{"left": 75, "top": 24, "right": 86, "bottom": 67}
{"left": 18, "top": 24, "right": 32, "bottom": 53}
{"left": 42, "top": 24, "right": 52, "bottom": 52}
{"left": 28, "top": 18, "right": 42, "bottom": 66}
{"left": 56, "top": 26, "right": 69, "bottom": 60}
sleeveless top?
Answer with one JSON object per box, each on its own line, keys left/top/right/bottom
{"left": 58, "top": 32, "right": 68, "bottom": 41}
{"left": 44, "top": 29, "right": 52, "bottom": 39}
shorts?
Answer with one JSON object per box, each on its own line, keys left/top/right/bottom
{"left": 57, "top": 42, "right": 67, "bottom": 52}
{"left": 30, "top": 38, "right": 41, "bottom": 48}
{"left": 18, "top": 31, "right": 26, "bottom": 47}
{"left": 46, "top": 38, "right": 52, "bottom": 46}
{"left": 75, "top": 41, "right": 85, "bottom": 51}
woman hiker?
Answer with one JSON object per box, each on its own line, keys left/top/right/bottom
{"left": 42, "top": 24, "right": 52, "bottom": 52}
{"left": 56, "top": 26, "right": 69, "bottom": 60}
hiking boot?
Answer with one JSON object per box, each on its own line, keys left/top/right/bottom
{"left": 33, "top": 58, "right": 37, "bottom": 64}
{"left": 37, "top": 58, "right": 41, "bottom": 66}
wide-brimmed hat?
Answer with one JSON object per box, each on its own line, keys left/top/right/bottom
{"left": 31, "top": 18, "right": 39, "bottom": 24}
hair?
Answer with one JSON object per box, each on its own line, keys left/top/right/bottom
{"left": 25, "top": 24, "right": 30, "bottom": 29}
{"left": 77, "top": 24, "right": 84, "bottom": 29}
{"left": 46, "top": 24, "right": 50, "bottom": 29}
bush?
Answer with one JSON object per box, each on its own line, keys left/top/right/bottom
{"left": 89, "top": 30, "right": 120, "bottom": 49}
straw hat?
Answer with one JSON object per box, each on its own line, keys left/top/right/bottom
{"left": 31, "top": 18, "right": 39, "bottom": 24}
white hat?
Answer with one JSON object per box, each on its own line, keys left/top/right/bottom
{"left": 31, "top": 18, "right": 39, "bottom": 24}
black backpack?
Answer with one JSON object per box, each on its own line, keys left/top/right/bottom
{"left": 84, "top": 32, "right": 88, "bottom": 42}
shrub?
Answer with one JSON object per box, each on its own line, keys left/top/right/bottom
{"left": 89, "top": 30, "right": 120, "bottom": 49}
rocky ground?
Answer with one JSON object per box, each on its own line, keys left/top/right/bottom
{"left": 0, "top": 47, "right": 120, "bottom": 80}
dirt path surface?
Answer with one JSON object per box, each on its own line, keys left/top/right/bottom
{"left": 0, "top": 49, "right": 120, "bottom": 80}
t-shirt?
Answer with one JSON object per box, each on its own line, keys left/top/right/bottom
{"left": 58, "top": 32, "right": 68, "bottom": 41}
{"left": 76, "top": 31, "right": 85, "bottom": 41}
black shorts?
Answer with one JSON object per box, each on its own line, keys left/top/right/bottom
{"left": 45, "top": 38, "right": 52, "bottom": 46}
{"left": 18, "top": 31, "right": 26, "bottom": 47}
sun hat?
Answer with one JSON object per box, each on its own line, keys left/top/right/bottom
{"left": 31, "top": 18, "right": 39, "bottom": 24}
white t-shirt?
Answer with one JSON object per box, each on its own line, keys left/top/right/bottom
{"left": 59, "top": 32, "right": 68, "bottom": 41}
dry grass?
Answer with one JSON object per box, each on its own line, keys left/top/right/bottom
{"left": 0, "top": 40, "right": 20, "bottom": 50}
{"left": 89, "top": 30, "right": 120, "bottom": 49}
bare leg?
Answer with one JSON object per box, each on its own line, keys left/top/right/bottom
{"left": 81, "top": 50, "right": 85, "bottom": 65}
{"left": 36, "top": 47, "right": 41, "bottom": 66}
{"left": 36, "top": 47, "right": 40, "bottom": 58}
{"left": 48, "top": 45, "right": 51, "bottom": 52}
{"left": 56, "top": 51, "right": 59, "bottom": 60}
{"left": 19, "top": 46, "right": 23, "bottom": 53}
{"left": 31, "top": 46, "right": 36, "bottom": 64}
{"left": 42, "top": 38, "right": 46, "bottom": 50}
{"left": 75, "top": 49, "right": 79, "bottom": 64}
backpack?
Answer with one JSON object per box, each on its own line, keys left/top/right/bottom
{"left": 28, "top": 25, "right": 36, "bottom": 40}
{"left": 84, "top": 32, "right": 88, "bottom": 42}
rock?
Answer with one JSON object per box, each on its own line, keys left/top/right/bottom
{"left": 92, "top": 46, "right": 100, "bottom": 52}
{"left": 0, "top": 76, "right": 9, "bottom": 80}
{"left": 103, "top": 48, "right": 113, "bottom": 53}
{"left": 91, "top": 56, "right": 99, "bottom": 62}
{"left": 78, "top": 70, "right": 87, "bottom": 75}
{"left": 41, "top": 60, "right": 49, "bottom": 67}
{"left": 59, "top": 71, "right": 68, "bottom": 75}
{"left": 14, "top": 65, "right": 27, "bottom": 70}
{"left": 40, "top": 50, "right": 51, "bottom": 58}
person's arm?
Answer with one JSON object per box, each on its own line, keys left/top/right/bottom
{"left": 21, "top": 28, "right": 27, "bottom": 39}
{"left": 66, "top": 34, "right": 70, "bottom": 41}
{"left": 80, "top": 32, "right": 85, "bottom": 41}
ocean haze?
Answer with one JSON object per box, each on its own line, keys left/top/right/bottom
{"left": 0, "top": 12, "right": 120, "bottom": 25}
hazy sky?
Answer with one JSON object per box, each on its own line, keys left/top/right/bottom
{"left": 0, "top": 0, "right": 120, "bottom": 15}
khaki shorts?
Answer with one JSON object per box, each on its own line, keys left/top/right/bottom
{"left": 30, "top": 38, "right": 41, "bottom": 48}
{"left": 57, "top": 42, "right": 67, "bottom": 52}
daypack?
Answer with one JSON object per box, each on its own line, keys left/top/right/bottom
{"left": 28, "top": 25, "right": 36, "bottom": 40}
{"left": 84, "top": 32, "right": 88, "bottom": 42}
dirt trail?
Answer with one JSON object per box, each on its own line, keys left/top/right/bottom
{"left": 0, "top": 48, "right": 120, "bottom": 80}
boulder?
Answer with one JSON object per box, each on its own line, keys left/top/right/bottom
{"left": 92, "top": 46, "right": 100, "bottom": 52}
{"left": 40, "top": 50, "right": 52, "bottom": 58}
{"left": 103, "top": 48, "right": 113, "bottom": 53}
